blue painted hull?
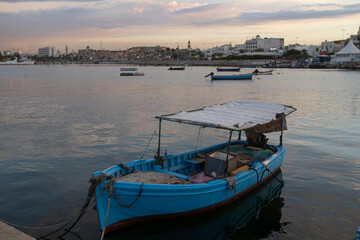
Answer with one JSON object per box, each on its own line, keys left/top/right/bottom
{"left": 93, "top": 141, "right": 285, "bottom": 233}
{"left": 211, "top": 74, "right": 253, "bottom": 80}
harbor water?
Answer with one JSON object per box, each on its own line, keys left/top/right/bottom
{"left": 0, "top": 65, "right": 359, "bottom": 239}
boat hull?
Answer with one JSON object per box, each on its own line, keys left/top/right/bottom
{"left": 168, "top": 67, "right": 185, "bottom": 70}
{"left": 216, "top": 67, "right": 241, "bottom": 72}
{"left": 211, "top": 74, "right": 253, "bottom": 80}
{"left": 94, "top": 142, "right": 285, "bottom": 233}
{"left": 105, "top": 166, "right": 282, "bottom": 233}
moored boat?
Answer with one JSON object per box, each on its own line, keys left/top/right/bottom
{"left": 216, "top": 67, "right": 241, "bottom": 72}
{"left": 120, "top": 72, "right": 144, "bottom": 76}
{"left": 92, "top": 101, "right": 296, "bottom": 234}
{"left": 205, "top": 72, "right": 253, "bottom": 80}
{"left": 120, "top": 67, "right": 138, "bottom": 71}
{"left": 252, "top": 69, "right": 274, "bottom": 75}
{"left": 168, "top": 66, "right": 185, "bottom": 70}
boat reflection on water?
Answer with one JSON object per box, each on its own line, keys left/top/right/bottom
{"left": 106, "top": 171, "right": 285, "bottom": 240}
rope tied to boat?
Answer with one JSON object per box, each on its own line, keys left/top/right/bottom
{"left": 118, "top": 163, "right": 135, "bottom": 173}
{"left": 57, "top": 173, "right": 109, "bottom": 238}
{"left": 111, "top": 182, "right": 144, "bottom": 208}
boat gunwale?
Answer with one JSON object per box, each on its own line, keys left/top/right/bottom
{"left": 94, "top": 143, "right": 284, "bottom": 191}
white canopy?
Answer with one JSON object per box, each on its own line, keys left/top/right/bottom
{"left": 157, "top": 101, "right": 296, "bottom": 131}
{"left": 336, "top": 41, "right": 360, "bottom": 54}
{"left": 335, "top": 41, "right": 360, "bottom": 63}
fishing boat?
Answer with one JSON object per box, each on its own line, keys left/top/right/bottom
{"left": 252, "top": 69, "right": 274, "bottom": 75}
{"left": 120, "top": 67, "right": 138, "bottom": 71}
{"left": 205, "top": 72, "right": 253, "bottom": 80}
{"left": 92, "top": 101, "right": 296, "bottom": 235}
{"left": 216, "top": 67, "right": 241, "bottom": 72}
{"left": 168, "top": 66, "right": 185, "bottom": 70}
{"left": 120, "top": 72, "right": 144, "bottom": 76}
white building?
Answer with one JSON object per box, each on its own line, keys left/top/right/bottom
{"left": 204, "top": 44, "right": 234, "bottom": 58}
{"left": 245, "top": 35, "right": 284, "bottom": 52}
{"left": 38, "top": 47, "right": 55, "bottom": 57}
{"left": 334, "top": 40, "right": 360, "bottom": 64}
{"left": 287, "top": 44, "right": 320, "bottom": 56}
{"left": 234, "top": 44, "right": 246, "bottom": 52}
{"left": 321, "top": 40, "right": 346, "bottom": 54}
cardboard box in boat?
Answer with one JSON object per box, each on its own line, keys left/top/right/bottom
{"left": 205, "top": 151, "right": 237, "bottom": 177}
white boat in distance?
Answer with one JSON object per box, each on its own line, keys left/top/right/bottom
{"left": 0, "top": 57, "right": 35, "bottom": 65}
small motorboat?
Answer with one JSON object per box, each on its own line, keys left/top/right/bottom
{"left": 252, "top": 69, "right": 274, "bottom": 75}
{"left": 168, "top": 66, "right": 185, "bottom": 70}
{"left": 91, "top": 101, "right": 296, "bottom": 235}
{"left": 120, "top": 67, "right": 138, "bottom": 71}
{"left": 205, "top": 72, "right": 253, "bottom": 80}
{"left": 120, "top": 72, "right": 144, "bottom": 76}
{"left": 216, "top": 67, "right": 241, "bottom": 72}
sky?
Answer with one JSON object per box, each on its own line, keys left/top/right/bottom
{"left": 0, "top": 0, "right": 360, "bottom": 54}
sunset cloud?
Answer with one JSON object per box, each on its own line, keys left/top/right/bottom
{"left": 0, "top": 0, "right": 359, "bottom": 52}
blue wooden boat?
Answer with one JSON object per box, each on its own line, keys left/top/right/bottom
{"left": 216, "top": 67, "right": 241, "bottom": 72}
{"left": 205, "top": 72, "right": 253, "bottom": 80}
{"left": 92, "top": 101, "right": 296, "bottom": 234}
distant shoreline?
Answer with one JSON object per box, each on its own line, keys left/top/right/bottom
{"left": 29, "top": 60, "right": 359, "bottom": 70}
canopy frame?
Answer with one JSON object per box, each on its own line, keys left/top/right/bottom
{"left": 154, "top": 101, "right": 296, "bottom": 167}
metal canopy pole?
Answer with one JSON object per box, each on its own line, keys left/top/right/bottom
{"left": 280, "top": 117, "right": 284, "bottom": 146}
{"left": 155, "top": 118, "right": 163, "bottom": 166}
{"left": 238, "top": 130, "right": 241, "bottom": 140}
{"left": 225, "top": 130, "right": 233, "bottom": 175}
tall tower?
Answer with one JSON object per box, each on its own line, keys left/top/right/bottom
{"left": 65, "top": 45, "right": 68, "bottom": 55}
{"left": 187, "top": 40, "right": 191, "bottom": 50}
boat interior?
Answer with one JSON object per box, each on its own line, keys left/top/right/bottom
{"left": 103, "top": 140, "right": 278, "bottom": 185}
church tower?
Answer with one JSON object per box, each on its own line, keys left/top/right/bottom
{"left": 187, "top": 40, "right": 191, "bottom": 50}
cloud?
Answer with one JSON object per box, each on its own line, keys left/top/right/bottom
{"left": 196, "top": 3, "right": 360, "bottom": 26}
{"left": 173, "top": 3, "right": 221, "bottom": 14}
{"left": 0, "top": 0, "right": 102, "bottom": 2}
{"left": 237, "top": 3, "right": 360, "bottom": 23}
{"left": 1, "top": 1, "right": 359, "bottom": 51}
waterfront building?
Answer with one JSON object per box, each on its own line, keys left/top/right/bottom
{"left": 127, "top": 46, "right": 168, "bottom": 61}
{"left": 78, "top": 46, "right": 127, "bottom": 62}
{"left": 348, "top": 26, "right": 360, "bottom": 49}
{"left": 334, "top": 40, "right": 360, "bottom": 64}
{"left": 287, "top": 44, "right": 320, "bottom": 56}
{"left": 38, "top": 47, "right": 55, "bottom": 57}
{"left": 321, "top": 40, "right": 346, "bottom": 54}
{"left": 204, "top": 44, "right": 234, "bottom": 58}
{"left": 245, "top": 35, "right": 284, "bottom": 52}
{"left": 234, "top": 44, "right": 246, "bottom": 52}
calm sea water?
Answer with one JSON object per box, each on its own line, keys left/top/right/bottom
{"left": 0, "top": 65, "right": 359, "bottom": 240}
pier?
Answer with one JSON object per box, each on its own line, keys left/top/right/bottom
{"left": 0, "top": 221, "right": 35, "bottom": 240}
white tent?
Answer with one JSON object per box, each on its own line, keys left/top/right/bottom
{"left": 335, "top": 40, "right": 360, "bottom": 63}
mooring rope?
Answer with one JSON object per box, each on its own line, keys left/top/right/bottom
{"left": 0, "top": 173, "right": 109, "bottom": 240}
{"left": 111, "top": 182, "right": 144, "bottom": 208}
{"left": 100, "top": 183, "right": 113, "bottom": 240}
{"left": 259, "top": 163, "right": 284, "bottom": 186}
